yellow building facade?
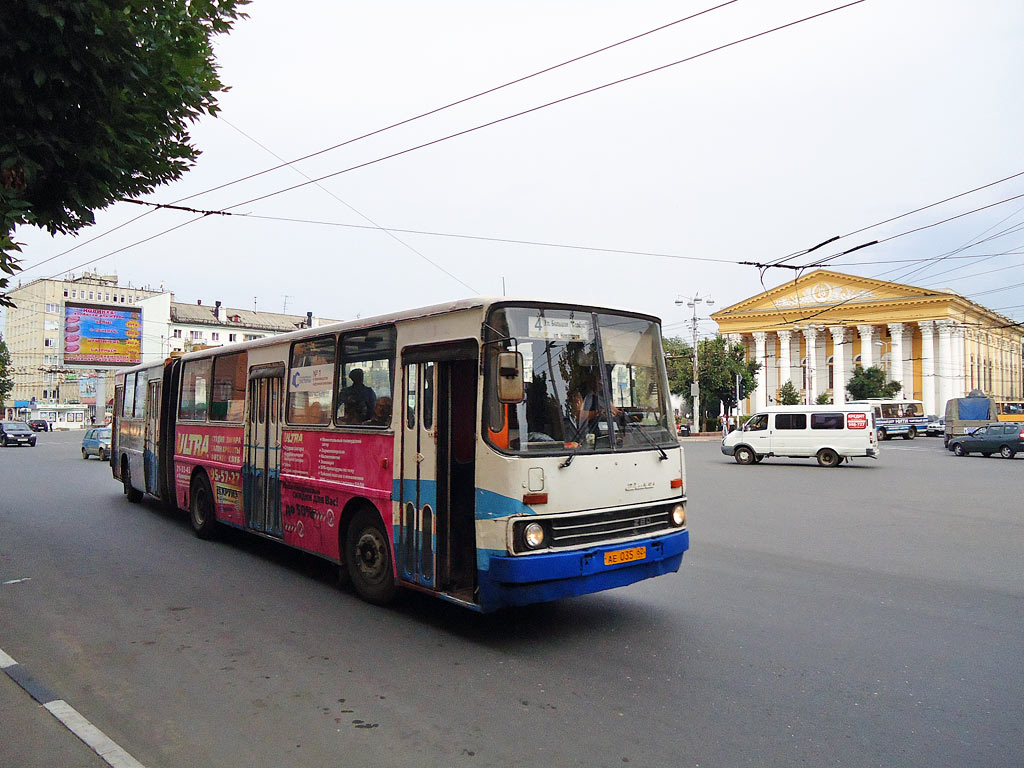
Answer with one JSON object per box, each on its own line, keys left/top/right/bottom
{"left": 711, "top": 270, "right": 1023, "bottom": 417}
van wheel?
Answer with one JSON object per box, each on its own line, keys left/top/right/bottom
{"left": 734, "top": 446, "right": 755, "bottom": 465}
{"left": 189, "top": 473, "right": 219, "bottom": 540}
{"left": 817, "top": 448, "right": 840, "bottom": 468}
{"left": 1000, "top": 445, "right": 1015, "bottom": 459}
{"left": 903, "top": 427, "right": 916, "bottom": 440}
{"left": 877, "top": 428, "right": 887, "bottom": 441}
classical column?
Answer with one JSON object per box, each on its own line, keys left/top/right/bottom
{"left": 952, "top": 324, "right": 966, "bottom": 398}
{"left": 753, "top": 331, "right": 768, "bottom": 411}
{"left": 830, "top": 326, "right": 848, "bottom": 404}
{"left": 919, "top": 321, "right": 936, "bottom": 416}
{"left": 857, "top": 324, "right": 875, "bottom": 370}
{"left": 888, "top": 323, "right": 905, "bottom": 396}
{"left": 778, "top": 330, "right": 792, "bottom": 389}
{"left": 936, "top": 320, "right": 953, "bottom": 408}
{"left": 803, "top": 327, "right": 819, "bottom": 404}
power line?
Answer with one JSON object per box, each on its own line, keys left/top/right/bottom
{"left": 173, "top": 1, "right": 744, "bottom": 206}
{"left": 221, "top": 3, "right": 869, "bottom": 212}
{"left": 14, "top": 2, "right": 741, "bottom": 279}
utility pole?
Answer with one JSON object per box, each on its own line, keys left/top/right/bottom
{"left": 675, "top": 292, "right": 714, "bottom": 431}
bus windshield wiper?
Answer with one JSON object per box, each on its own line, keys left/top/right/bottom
{"left": 626, "top": 421, "right": 669, "bottom": 460}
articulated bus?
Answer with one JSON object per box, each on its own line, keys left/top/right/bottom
{"left": 112, "top": 299, "right": 689, "bottom": 612}
{"left": 847, "top": 398, "right": 927, "bottom": 440}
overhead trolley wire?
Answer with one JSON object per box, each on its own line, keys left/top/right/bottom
{"left": 15, "top": 1, "right": 742, "bottom": 279}
{"left": 215, "top": 1, "right": 868, "bottom": 214}
{"left": 173, "top": 0, "right": 744, "bottom": 206}
{"left": 31, "top": 1, "right": 869, "bottom": 280}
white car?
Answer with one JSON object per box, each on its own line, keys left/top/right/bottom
{"left": 925, "top": 416, "right": 944, "bottom": 437}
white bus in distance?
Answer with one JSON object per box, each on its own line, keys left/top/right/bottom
{"left": 721, "top": 405, "right": 879, "bottom": 467}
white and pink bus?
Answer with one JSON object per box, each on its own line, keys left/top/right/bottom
{"left": 112, "top": 298, "right": 688, "bottom": 612}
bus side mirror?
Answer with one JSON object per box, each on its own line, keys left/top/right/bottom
{"left": 497, "top": 351, "right": 525, "bottom": 403}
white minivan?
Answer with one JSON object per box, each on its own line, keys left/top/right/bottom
{"left": 721, "top": 405, "right": 878, "bottom": 467}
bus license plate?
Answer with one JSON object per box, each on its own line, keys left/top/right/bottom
{"left": 604, "top": 546, "right": 646, "bottom": 566}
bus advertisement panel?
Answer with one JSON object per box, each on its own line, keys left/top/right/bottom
{"left": 64, "top": 302, "right": 142, "bottom": 366}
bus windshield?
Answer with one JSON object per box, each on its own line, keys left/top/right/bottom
{"left": 485, "top": 306, "right": 675, "bottom": 454}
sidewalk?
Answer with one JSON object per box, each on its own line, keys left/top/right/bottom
{"left": 1, "top": 658, "right": 115, "bottom": 768}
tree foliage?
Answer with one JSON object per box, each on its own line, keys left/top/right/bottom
{"left": 0, "top": 0, "right": 249, "bottom": 306}
{"left": 0, "top": 339, "right": 14, "bottom": 407}
{"left": 664, "top": 335, "right": 760, "bottom": 430}
{"left": 845, "top": 364, "right": 902, "bottom": 400}
{"left": 777, "top": 380, "right": 801, "bottom": 405}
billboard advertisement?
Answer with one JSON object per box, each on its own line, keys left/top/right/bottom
{"left": 64, "top": 303, "right": 142, "bottom": 366}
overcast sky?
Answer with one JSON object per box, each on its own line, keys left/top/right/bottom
{"left": 8, "top": 0, "right": 1024, "bottom": 342}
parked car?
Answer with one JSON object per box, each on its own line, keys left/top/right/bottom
{"left": 27, "top": 419, "right": 49, "bottom": 432}
{"left": 925, "top": 416, "right": 944, "bottom": 437}
{"left": 81, "top": 426, "right": 112, "bottom": 461}
{"left": 947, "top": 423, "right": 1023, "bottom": 459}
{"left": 0, "top": 421, "right": 38, "bottom": 447}
{"left": 677, "top": 423, "right": 691, "bottom": 437}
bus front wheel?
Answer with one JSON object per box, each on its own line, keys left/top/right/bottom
{"left": 189, "top": 473, "right": 218, "bottom": 540}
{"left": 877, "top": 428, "right": 887, "bottom": 441}
{"left": 903, "top": 427, "right": 916, "bottom": 440}
{"left": 345, "top": 509, "right": 397, "bottom": 605}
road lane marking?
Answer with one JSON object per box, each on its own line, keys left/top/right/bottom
{"left": 0, "top": 646, "right": 147, "bottom": 768}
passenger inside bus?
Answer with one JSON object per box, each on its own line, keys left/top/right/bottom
{"left": 338, "top": 368, "right": 376, "bottom": 424}
{"left": 363, "top": 395, "right": 392, "bottom": 427}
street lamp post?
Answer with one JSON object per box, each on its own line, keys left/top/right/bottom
{"left": 675, "top": 293, "right": 714, "bottom": 431}
{"left": 875, "top": 339, "right": 891, "bottom": 378}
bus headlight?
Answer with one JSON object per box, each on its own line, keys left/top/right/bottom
{"left": 523, "top": 522, "right": 547, "bottom": 549}
{"left": 670, "top": 503, "right": 686, "bottom": 527}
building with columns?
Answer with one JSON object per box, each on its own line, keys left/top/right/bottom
{"left": 711, "top": 270, "right": 1023, "bottom": 417}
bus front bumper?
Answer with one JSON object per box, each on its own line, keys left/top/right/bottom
{"left": 477, "top": 529, "right": 689, "bottom": 612}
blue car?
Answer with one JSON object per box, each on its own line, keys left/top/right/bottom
{"left": 81, "top": 426, "right": 112, "bottom": 461}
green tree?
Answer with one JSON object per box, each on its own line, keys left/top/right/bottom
{"left": 0, "top": 339, "right": 14, "bottom": 408}
{"left": 664, "top": 335, "right": 760, "bottom": 431}
{"left": 815, "top": 392, "right": 832, "bottom": 405}
{"left": 777, "top": 380, "right": 801, "bottom": 405}
{"left": 845, "top": 364, "right": 902, "bottom": 400}
{"left": 1, "top": 0, "right": 250, "bottom": 307}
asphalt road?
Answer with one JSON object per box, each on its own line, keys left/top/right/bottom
{"left": 1, "top": 431, "right": 1021, "bottom": 768}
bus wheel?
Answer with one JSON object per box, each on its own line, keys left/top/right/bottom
{"left": 734, "top": 446, "right": 755, "bottom": 465}
{"left": 345, "top": 509, "right": 397, "bottom": 605}
{"left": 189, "top": 473, "right": 218, "bottom": 540}
{"left": 904, "top": 427, "right": 917, "bottom": 440}
{"left": 122, "top": 458, "right": 143, "bottom": 503}
{"left": 817, "top": 448, "right": 840, "bottom": 468}
{"left": 877, "top": 428, "right": 887, "bottom": 441}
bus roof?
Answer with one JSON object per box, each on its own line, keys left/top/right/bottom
{"left": 117, "top": 297, "right": 664, "bottom": 373}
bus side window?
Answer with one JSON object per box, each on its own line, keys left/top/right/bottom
{"left": 338, "top": 325, "right": 396, "bottom": 427}
{"left": 287, "top": 336, "right": 334, "bottom": 425}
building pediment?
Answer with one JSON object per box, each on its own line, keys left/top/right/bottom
{"left": 715, "top": 270, "right": 947, "bottom": 317}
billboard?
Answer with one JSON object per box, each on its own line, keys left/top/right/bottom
{"left": 64, "top": 303, "right": 142, "bottom": 366}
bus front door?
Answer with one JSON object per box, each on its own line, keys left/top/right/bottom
{"left": 245, "top": 369, "right": 283, "bottom": 537}
{"left": 399, "top": 346, "right": 478, "bottom": 600}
